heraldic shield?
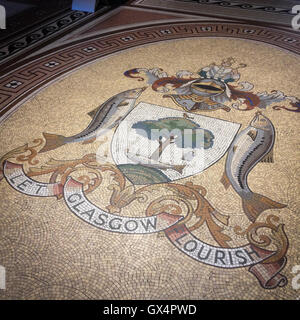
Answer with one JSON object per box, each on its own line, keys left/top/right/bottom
{"left": 111, "top": 102, "right": 241, "bottom": 185}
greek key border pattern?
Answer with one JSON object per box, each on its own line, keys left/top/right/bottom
{"left": 0, "top": 22, "right": 299, "bottom": 119}
{"left": 0, "top": 11, "right": 92, "bottom": 63}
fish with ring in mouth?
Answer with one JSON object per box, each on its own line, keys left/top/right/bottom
{"left": 221, "top": 111, "right": 286, "bottom": 222}
{"left": 40, "top": 87, "right": 147, "bottom": 153}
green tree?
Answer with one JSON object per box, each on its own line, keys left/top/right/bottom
{"left": 132, "top": 117, "right": 214, "bottom": 160}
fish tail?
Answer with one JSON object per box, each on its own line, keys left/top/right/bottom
{"left": 242, "top": 193, "right": 286, "bottom": 222}
{"left": 40, "top": 133, "right": 67, "bottom": 153}
{"left": 173, "top": 165, "right": 186, "bottom": 174}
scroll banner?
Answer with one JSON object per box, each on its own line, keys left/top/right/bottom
{"left": 2, "top": 161, "right": 288, "bottom": 289}
{"left": 165, "top": 224, "right": 287, "bottom": 289}
{"left": 3, "top": 161, "right": 63, "bottom": 197}
{"left": 63, "top": 177, "right": 183, "bottom": 234}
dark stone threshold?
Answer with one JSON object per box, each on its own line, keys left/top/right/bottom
{"left": 0, "top": 0, "right": 128, "bottom": 44}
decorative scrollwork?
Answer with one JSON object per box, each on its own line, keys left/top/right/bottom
{"left": 234, "top": 215, "right": 288, "bottom": 263}
{"left": 1, "top": 139, "right": 231, "bottom": 248}
{"left": 15, "top": 139, "right": 44, "bottom": 165}
{"left": 132, "top": 181, "right": 231, "bottom": 248}
{"left": 106, "top": 184, "right": 148, "bottom": 214}
{"left": 0, "top": 138, "right": 44, "bottom": 181}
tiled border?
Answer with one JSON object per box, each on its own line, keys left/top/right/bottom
{"left": 130, "top": 0, "right": 298, "bottom": 28}
{"left": 0, "top": 21, "right": 299, "bottom": 121}
{"left": 133, "top": 0, "right": 295, "bottom": 14}
{"left": 0, "top": 6, "right": 113, "bottom": 68}
{"left": 0, "top": 11, "right": 91, "bottom": 62}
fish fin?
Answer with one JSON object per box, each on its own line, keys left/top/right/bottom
{"left": 40, "top": 133, "right": 67, "bottom": 153}
{"left": 242, "top": 193, "right": 286, "bottom": 222}
{"left": 82, "top": 137, "right": 96, "bottom": 145}
{"left": 260, "top": 148, "right": 274, "bottom": 163}
{"left": 173, "top": 165, "right": 186, "bottom": 174}
{"left": 87, "top": 107, "right": 100, "bottom": 118}
{"left": 247, "top": 129, "right": 257, "bottom": 141}
{"left": 221, "top": 172, "right": 231, "bottom": 189}
{"left": 118, "top": 102, "right": 129, "bottom": 107}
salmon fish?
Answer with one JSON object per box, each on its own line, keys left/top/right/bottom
{"left": 221, "top": 111, "right": 286, "bottom": 222}
{"left": 40, "top": 87, "right": 147, "bottom": 153}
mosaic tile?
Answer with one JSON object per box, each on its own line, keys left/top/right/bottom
{"left": 0, "top": 25, "right": 299, "bottom": 300}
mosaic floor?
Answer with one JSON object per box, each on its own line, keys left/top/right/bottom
{"left": 0, "top": 22, "right": 299, "bottom": 300}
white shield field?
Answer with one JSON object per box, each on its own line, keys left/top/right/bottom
{"left": 111, "top": 102, "right": 241, "bottom": 182}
